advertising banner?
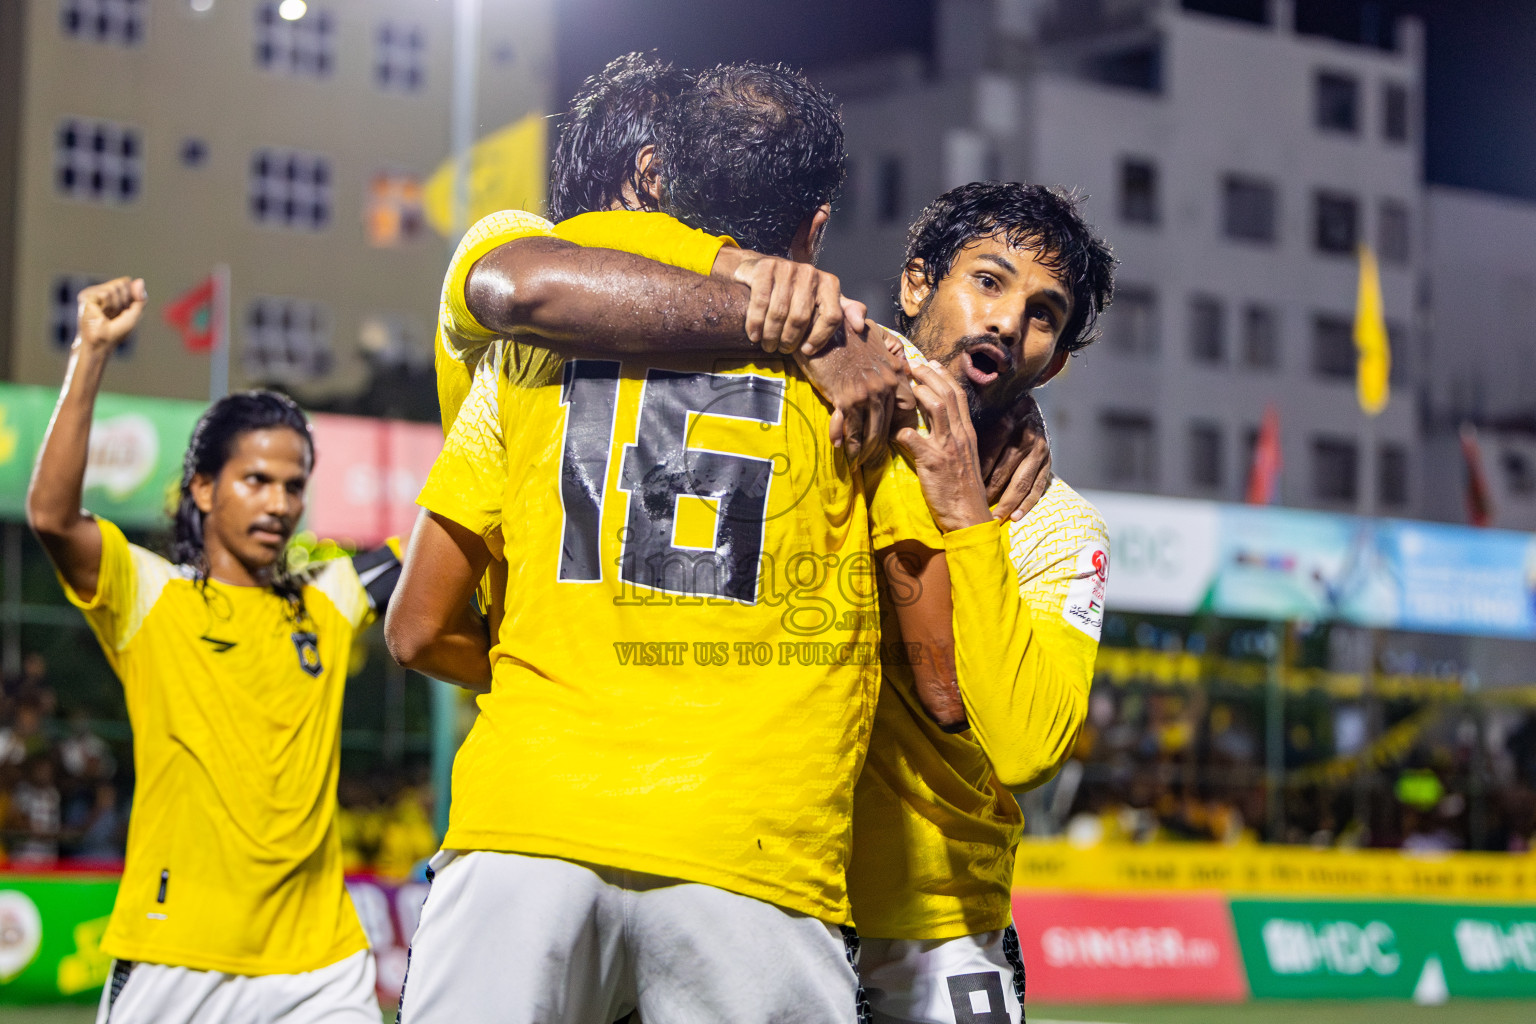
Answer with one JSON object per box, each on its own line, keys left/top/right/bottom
{"left": 0, "top": 384, "right": 443, "bottom": 549}
{"left": 1011, "top": 892, "right": 1249, "bottom": 1002}
{"left": 1083, "top": 489, "right": 1536, "bottom": 640}
{"left": 305, "top": 415, "right": 443, "bottom": 548}
{"left": 0, "top": 874, "right": 119, "bottom": 1005}
{"left": 0, "top": 384, "right": 204, "bottom": 529}
{"left": 0, "top": 872, "right": 428, "bottom": 1006}
{"left": 1231, "top": 899, "right": 1536, "bottom": 1000}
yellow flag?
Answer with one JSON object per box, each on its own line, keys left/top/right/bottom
{"left": 424, "top": 113, "right": 548, "bottom": 237}
{"left": 1354, "top": 244, "right": 1391, "bottom": 416}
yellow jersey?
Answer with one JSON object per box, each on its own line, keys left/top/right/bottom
{"left": 848, "top": 375, "right": 1107, "bottom": 939}
{"left": 434, "top": 209, "right": 733, "bottom": 434}
{"left": 57, "top": 519, "right": 381, "bottom": 975}
{"left": 418, "top": 278, "right": 882, "bottom": 925}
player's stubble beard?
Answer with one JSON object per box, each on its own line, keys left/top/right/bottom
{"left": 907, "top": 316, "right": 1026, "bottom": 435}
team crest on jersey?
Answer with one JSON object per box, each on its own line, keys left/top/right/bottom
{"left": 291, "top": 631, "right": 322, "bottom": 677}
{"left": 1062, "top": 542, "right": 1109, "bottom": 640}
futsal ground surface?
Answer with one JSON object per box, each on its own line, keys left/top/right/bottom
{"left": 10, "top": 1001, "right": 1536, "bottom": 1023}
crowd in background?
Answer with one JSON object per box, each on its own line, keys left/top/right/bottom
{"left": 1053, "top": 681, "right": 1536, "bottom": 852}
{"left": 0, "top": 653, "right": 123, "bottom": 865}
{"left": 0, "top": 651, "right": 437, "bottom": 875}
{"left": 10, "top": 647, "right": 1536, "bottom": 867}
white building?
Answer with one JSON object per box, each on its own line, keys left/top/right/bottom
{"left": 0, "top": 0, "right": 553, "bottom": 405}
{"left": 820, "top": 0, "right": 1425, "bottom": 516}
{"left": 1421, "top": 185, "right": 1536, "bottom": 532}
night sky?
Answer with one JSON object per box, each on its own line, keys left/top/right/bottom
{"left": 554, "top": 0, "right": 1536, "bottom": 204}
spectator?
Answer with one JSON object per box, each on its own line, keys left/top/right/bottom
{"left": 8, "top": 755, "right": 62, "bottom": 866}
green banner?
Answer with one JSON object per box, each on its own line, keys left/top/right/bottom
{"left": 0, "top": 383, "right": 205, "bottom": 528}
{"left": 0, "top": 876, "right": 119, "bottom": 1004}
{"left": 1232, "top": 898, "right": 1536, "bottom": 1000}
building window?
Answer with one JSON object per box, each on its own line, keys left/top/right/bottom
{"left": 1314, "top": 191, "right": 1358, "bottom": 255}
{"left": 245, "top": 297, "right": 331, "bottom": 381}
{"left": 1101, "top": 411, "right": 1157, "bottom": 489}
{"left": 1242, "top": 304, "right": 1280, "bottom": 369}
{"left": 877, "top": 156, "right": 903, "bottom": 225}
{"left": 375, "top": 21, "right": 426, "bottom": 92}
{"left": 54, "top": 118, "right": 142, "bottom": 204}
{"left": 60, "top": 0, "right": 145, "bottom": 46}
{"left": 1189, "top": 421, "right": 1224, "bottom": 490}
{"left": 51, "top": 274, "right": 133, "bottom": 356}
{"left": 1378, "top": 199, "right": 1410, "bottom": 265}
{"left": 1379, "top": 444, "right": 1408, "bottom": 508}
{"left": 1312, "top": 436, "right": 1358, "bottom": 503}
{"left": 1312, "top": 314, "right": 1354, "bottom": 380}
{"left": 1119, "top": 157, "right": 1159, "bottom": 225}
{"left": 249, "top": 149, "right": 331, "bottom": 230}
{"left": 1503, "top": 450, "right": 1535, "bottom": 495}
{"left": 1222, "top": 175, "right": 1277, "bottom": 243}
{"left": 1315, "top": 70, "right": 1359, "bottom": 134}
{"left": 1188, "top": 295, "right": 1225, "bottom": 364}
{"left": 1105, "top": 286, "right": 1159, "bottom": 357}
{"left": 1386, "top": 321, "right": 1408, "bottom": 384}
{"left": 1383, "top": 82, "right": 1410, "bottom": 143}
{"left": 366, "top": 171, "right": 426, "bottom": 247}
{"left": 179, "top": 138, "right": 209, "bottom": 168}
{"left": 256, "top": 2, "right": 335, "bottom": 78}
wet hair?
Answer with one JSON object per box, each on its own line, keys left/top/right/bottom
{"left": 549, "top": 52, "right": 689, "bottom": 223}
{"left": 896, "top": 182, "right": 1116, "bottom": 354}
{"left": 652, "top": 62, "right": 845, "bottom": 258}
{"left": 170, "top": 390, "right": 314, "bottom": 604}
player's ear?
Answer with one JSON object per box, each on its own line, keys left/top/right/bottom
{"left": 899, "top": 260, "right": 931, "bottom": 320}
{"left": 1033, "top": 345, "right": 1071, "bottom": 387}
{"left": 789, "top": 204, "right": 831, "bottom": 264}
{"left": 190, "top": 473, "right": 216, "bottom": 515}
{"left": 633, "top": 144, "right": 660, "bottom": 209}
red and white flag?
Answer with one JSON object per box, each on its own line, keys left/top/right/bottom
{"left": 1459, "top": 422, "right": 1493, "bottom": 527}
{"left": 162, "top": 272, "right": 223, "bottom": 353}
{"left": 1245, "top": 403, "right": 1282, "bottom": 505}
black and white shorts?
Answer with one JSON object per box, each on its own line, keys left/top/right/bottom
{"left": 857, "top": 926, "right": 1026, "bottom": 1024}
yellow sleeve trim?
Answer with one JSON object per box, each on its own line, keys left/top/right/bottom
{"left": 440, "top": 210, "right": 558, "bottom": 349}
{"left": 555, "top": 210, "right": 735, "bottom": 276}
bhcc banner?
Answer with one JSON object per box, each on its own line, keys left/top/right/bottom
{"left": 1231, "top": 899, "right": 1536, "bottom": 999}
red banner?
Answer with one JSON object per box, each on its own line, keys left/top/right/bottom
{"left": 1012, "top": 892, "right": 1249, "bottom": 1003}
{"left": 305, "top": 414, "right": 443, "bottom": 547}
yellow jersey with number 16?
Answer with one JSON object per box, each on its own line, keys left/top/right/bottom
{"left": 420, "top": 308, "right": 882, "bottom": 927}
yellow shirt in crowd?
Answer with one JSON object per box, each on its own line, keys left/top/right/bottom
{"left": 59, "top": 519, "right": 378, "bottom": 975}
{"left": 419, "top": 210, "right": 880, "bottom": 924}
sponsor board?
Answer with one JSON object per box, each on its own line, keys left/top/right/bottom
{"left": 0, "top": 875, "right": 118, "bottom": 1005}
{"left": 1012, "top": 893, "right": 1248, "bottom": 1002}
{"left": 1230, "top": 899, "right": 1536, "bottom": 1000}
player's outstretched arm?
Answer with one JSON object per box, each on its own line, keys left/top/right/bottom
{"left": 27, "top": 278, "right": 146, "bottom": 601}
{"left": 385, "top": 510, "right": 494, "bottom": 692}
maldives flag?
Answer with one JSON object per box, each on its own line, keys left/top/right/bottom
{"left": 163, "top": 274, "right": 218, "bottom": 352}
{"left": 1245, "top": 403, "right": 1282, "bottom": 505}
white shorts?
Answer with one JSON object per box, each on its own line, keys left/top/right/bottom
{"left": 858, "top": 927, "right": 1025, "bottom": 1024}
{"left": 96, "top": 948, "right": 379, "bottom": 1024}
{"left": 398, "top": 849, "right": 862, "bottom": 1024}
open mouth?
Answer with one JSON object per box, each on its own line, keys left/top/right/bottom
{"left": 962, "top": 342, "right": 1013, "bottom": 388}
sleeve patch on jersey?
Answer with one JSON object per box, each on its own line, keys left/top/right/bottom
{"left": 1062, "top": 541, "right": 1108, "bottom": 640}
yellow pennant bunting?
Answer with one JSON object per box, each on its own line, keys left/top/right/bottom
{"left": 425, "top": 112, "right": 549, "bottom": 238}
{"left": 1355, "top": 244, "right": 1391, "bottom": 416}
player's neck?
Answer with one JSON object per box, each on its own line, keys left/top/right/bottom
{"left": 203, "top": 542, "right": 275, "bottom": 589}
